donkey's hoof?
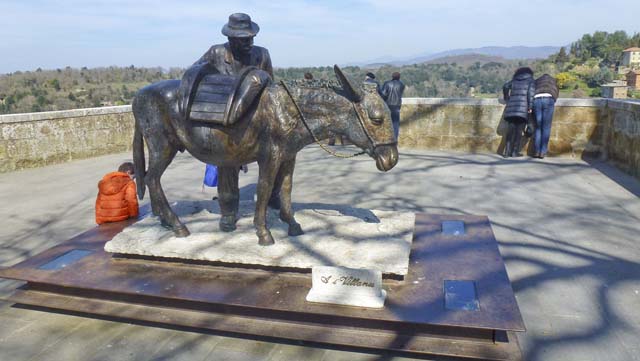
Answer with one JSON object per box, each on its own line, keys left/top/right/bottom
{"left": 174, "top": 226, "right": 191, "bottom": 238}
{"left": 258, "top": 233, "right": 275, "bottom": 246}
{"left": 219, "top": 216, "right": 237, "bottom": 232}
{"left": 288, "top": 223, "right": 304, "bottom": 236}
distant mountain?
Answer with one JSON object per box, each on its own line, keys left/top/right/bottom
{"left": 408, "top": 46, "right": 560, "bottom": 64}
{"left": 356, "top": 45, "right": 560, "bottom": 68}
{"left": 423, "top": 53, "right": 507, "bottom": 66}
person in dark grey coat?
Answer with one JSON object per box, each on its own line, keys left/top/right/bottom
{"left": 502, "top": 67, "right": 535, "bottom": 157}
{"left": 381, "top": 72, "right": 405, "bottom": 140}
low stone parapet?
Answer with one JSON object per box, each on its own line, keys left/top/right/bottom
{"left": 1, "top": 99, "right": 640, "bottom": 179}
{"left": 399, "top": 98, "right": 608, "bottom": 157}
{"left": 0, "top": 106, "right": 133, "bottom": 172}
{"left": 604, "top": 100, "right": 640, "bottom": 178}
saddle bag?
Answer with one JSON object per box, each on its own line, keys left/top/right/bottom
{"left": 184, "top": 66, "right": 269, "bottom": 126}
{"left": 189, "top": 73, "right": 236, "bottom": 124}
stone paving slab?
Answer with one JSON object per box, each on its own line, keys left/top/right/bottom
{"left": 146, "top": 332, "right": 221, "bottom": 361}
{"left": 1, "top": 146, "right": 640, "bottom": 361}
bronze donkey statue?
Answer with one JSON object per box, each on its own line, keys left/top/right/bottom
{"left": 132, "top": 65, "right": 398, "bottom": 246}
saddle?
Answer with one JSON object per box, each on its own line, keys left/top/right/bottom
{"left": 179, "top": 64, "right": 271, "bottom": 125}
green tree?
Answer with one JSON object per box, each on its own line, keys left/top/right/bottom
{"left": 556, "top": 47, "right": 569, "bottom": 65}
{"left": 49, "top": 79, "right": 61, "bottom": 91}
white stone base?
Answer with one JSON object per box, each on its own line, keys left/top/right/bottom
{"left": 104, "top": 201, "right": 415, "bottom": 276}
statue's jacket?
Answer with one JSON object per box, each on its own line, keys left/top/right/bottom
{"left": 194, "top": 43, "right": 273, "bottom": 77}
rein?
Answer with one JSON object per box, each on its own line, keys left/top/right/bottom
{"left": 280, "top": 80, "right": 366, "bottom": 159}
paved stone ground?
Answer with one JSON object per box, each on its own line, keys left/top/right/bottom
{"left": 1, "top": 146, "right": 639, "bottom": 361}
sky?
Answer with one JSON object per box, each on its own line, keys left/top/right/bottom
{"left": 1, "top": 0, "right": 639, "bottom": 73}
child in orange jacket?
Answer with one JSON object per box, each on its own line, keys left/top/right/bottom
{"left": 95, "top": 162, "right": 139, "bottom": 224}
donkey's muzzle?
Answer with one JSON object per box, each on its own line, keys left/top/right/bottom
{"left": 373, "top": 144, "right": 398, "bottom": 172}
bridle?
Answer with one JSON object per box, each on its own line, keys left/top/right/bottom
{"left": 280, "top": 80, "right": 396, "bottom": 159}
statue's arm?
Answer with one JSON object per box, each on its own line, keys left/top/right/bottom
{"left": 193, "top": 46, "right": 214, "bottom": 66}
{"left": 262, "top": 48, "right": 274, "bottom": 78}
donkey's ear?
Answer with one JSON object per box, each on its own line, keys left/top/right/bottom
{"left": 334, "top": 65, "right": 363, "bottom": 102}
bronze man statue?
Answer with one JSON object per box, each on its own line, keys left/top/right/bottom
{"left": 179, "top": 13, "right": 281, "bottom": 208}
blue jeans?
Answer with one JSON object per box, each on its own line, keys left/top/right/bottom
{"left": 388, "top": 105, "right": 401, "bottom": 140}
{"left": 533, "top": 97, "right": 555, "bottom": 155}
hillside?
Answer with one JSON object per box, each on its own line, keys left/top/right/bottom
{"left": 355, "top": 45, "right": 560, "bottom": 67}
{"left": 416, "top": 46, "right": 560, "bottom": 63}
{"left": 0, "top": 66, "right": 183, "bottom": 114}
{"left": 424, "top": 53, "right": 507, "bottom": 66}
{"left": 2, "top": 30, "right": 639, "bottom": 115}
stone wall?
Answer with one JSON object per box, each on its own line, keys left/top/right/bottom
{"left": 0, "top": 106, "right": 133, "bottom": 172}
{"left": 399, "top": 98, "right": 608, "bottom": 158}
{"left": 1, "top": 99, "right": 640, "bottom": 179}
{"left": 604, "top": 100, "right": 640, "bottom": 178}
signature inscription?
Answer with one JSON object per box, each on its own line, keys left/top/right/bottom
{"left": 320, "top": 275, "right": 374, "bottom": 288}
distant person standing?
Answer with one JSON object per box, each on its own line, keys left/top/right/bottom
{"left": 381, "top": 72, "right": 405, "bottom": 140}
{"left": 364, "top": 72, "right": 381, "bottom": 94}
{"left": 502, "top": 67, "right": 535, "bottom": 158}
{"left": 532, "top": 74, "right": 559, "bottom": 159}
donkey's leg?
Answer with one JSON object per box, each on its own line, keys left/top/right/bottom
{"left": 146, "top": 147, "right": 190, "bottom": 237}
{"left": 254, "top": 156, "right": 281, "bottom": 246}
{"left": 217, "top": 166, "right": 239, "bottom": 232}
{"left": 268, "top": 186, "right": 282, "bottom": 210}
{"left": 277, "top": 158, "right": 303, "bottom": 236}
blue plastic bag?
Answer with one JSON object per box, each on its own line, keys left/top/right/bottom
{"left": 203, "top": 164, "right": 218, "bottom": 187}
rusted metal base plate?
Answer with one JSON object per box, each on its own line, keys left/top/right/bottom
{"left": 0, "top": 214, "right": 524, "bottom": 360}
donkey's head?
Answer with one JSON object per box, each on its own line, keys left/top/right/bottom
{"left": 334, "top": 65, "right": 398, "bottom": 172}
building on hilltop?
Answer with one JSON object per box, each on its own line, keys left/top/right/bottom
{"left": 622, "top": 47, "right": 640, "bottom": 68}
{"left": 601, "top": 82, "right": 628, "bottom": 99}
{"left": 627, "top": 70, "right": 640, "bottom": 90}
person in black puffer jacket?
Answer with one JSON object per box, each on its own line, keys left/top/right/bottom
{"left": 502, "top": 67, "right": 535, "bottom": 157}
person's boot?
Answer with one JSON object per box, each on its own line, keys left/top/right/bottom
{"left": 504, "top": 142, "right": 513, "bottom": 158}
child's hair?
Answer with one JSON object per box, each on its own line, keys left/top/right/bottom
{"left": 118, "top": 162, "right": 135, "bottom": 174}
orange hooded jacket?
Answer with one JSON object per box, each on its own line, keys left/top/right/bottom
{"left": 95, "top": 171, "right": 139, "bottom": 224}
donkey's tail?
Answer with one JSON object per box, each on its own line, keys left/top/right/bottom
{"left": 132, "top": 101, "right": 146, "bottom": 200}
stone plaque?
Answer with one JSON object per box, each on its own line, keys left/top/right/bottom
{"left": 306, "top": 266, "right": 387, "bottom": 308}
{"left": 444, "top": 280, "right": 479, "bottom": 311}
{"left": 442, "top": 220, "right": 465, "bottom": 236}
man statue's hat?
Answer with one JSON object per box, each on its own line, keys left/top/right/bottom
{"left": 222, "top": 13, "right": 260, "bottom": 38}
